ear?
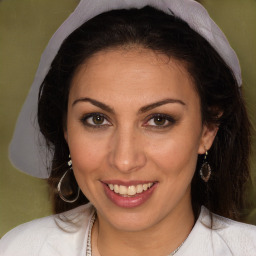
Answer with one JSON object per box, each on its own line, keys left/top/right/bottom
{"left": 64, "top": 128, "right": 68, "bottom": 143}
{"left": 198, "top": 123, "right": 219, "bottom": 154}
{"left": 63, "top": 115, "right": 69, "bottom": 143}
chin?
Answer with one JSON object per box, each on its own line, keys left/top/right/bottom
{"left": 105, "top": 211, "right": 159, "bottom": 232}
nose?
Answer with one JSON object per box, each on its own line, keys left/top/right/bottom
{"left": 108, "top": 127, "right": 147, "bottom": 173}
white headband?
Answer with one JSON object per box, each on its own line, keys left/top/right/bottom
{"left": 9, "top": 0, "right": 242, "bottom": 178}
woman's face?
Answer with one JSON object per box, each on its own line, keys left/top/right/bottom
{"left": 65, "top": 48, "right": 217, "bottom": 232}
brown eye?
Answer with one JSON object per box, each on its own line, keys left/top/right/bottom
{"left": 80, "top": 113, "right": 111, "bottom": 127}
{"left": 92, "top": 115, "right": 105, "bottom": 125}
{"left": 153, "top": 116, "right": 167, "bottom": 126}
{"left": 145, "top": 114, "right": 176, "bottom": 128}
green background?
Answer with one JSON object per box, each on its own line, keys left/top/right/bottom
{"left": 0, "top": 0, "right": 255, "bottom": 237}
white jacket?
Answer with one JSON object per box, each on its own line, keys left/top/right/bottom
{"left": 1, "top": 203, "right": 256, "bottom": 256}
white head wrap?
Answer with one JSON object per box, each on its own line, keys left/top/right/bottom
{"left": 9, "top": 0, "right": 242, "bottom": 178}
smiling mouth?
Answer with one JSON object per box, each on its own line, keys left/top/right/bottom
{"left": 107, "top": 183, "right": 154, "bottom": 197}
{"left": 102, "top": 181, "right": 158, "bottom": 208}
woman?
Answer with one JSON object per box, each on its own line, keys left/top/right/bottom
{"left": 1, "top": 0, "right": 256, "bottom": 255}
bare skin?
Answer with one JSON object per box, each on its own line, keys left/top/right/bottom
{"left": 64, "top": 47, "right": 218, "bottom": 256}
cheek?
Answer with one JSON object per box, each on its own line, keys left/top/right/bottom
{"left": 148, "top": 129, "right": 201, "bottom": 178}
{"left": 67, "top": 129, "right": 108, "bottom": 184}
{"left": 68, "top": 138, "right": 109, "bottom": 202}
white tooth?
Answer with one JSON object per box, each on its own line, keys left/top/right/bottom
{"left": 128, "top": 186, "right": 136, "bottom": 196}
{"left": 114, "top": 184, "right": 119, "bottom": 193}
{"left": 143, "top": 184, "right": 148, "bottom": 191}
{"left": 109, "top": 184, "right": 114, "bottom": 190}
{"left": 136, "top": 184, "right": 143, "bottom": 193}
{"left": 119, "top": 185, "right": 128, "bottom": 195}
{"left": 148, "top": 182, "right": 153, "bottom": 188}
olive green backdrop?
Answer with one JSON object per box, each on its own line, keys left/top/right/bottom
{"left": 0, "top": 0, "right": 255, "bottom": 237}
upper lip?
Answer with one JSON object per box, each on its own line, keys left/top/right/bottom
{"left": 101, "top": 180, "right": 156, "bottom": 186}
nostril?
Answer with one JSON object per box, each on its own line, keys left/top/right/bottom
{"left": 107, "top": 131, "right": 147, "bottom": 173}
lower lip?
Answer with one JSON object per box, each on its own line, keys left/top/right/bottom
{"left": 102, "top": 183, "right": 157, "bottom": 208}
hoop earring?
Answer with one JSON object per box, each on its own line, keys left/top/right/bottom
{"left": 57, "top": 154, "right": 80, "bottom": 203}
{"left": 199, "top": 150, "right": 212, "bottom": 182}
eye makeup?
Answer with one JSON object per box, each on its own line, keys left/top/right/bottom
{"left": 143, "top": 113, "right": 178, "bottom": 130}
{"left": 79, "top": 111, "right": 178, "bottom": 131}
{"left": 80, "top": 112, "right": 111, "bottom": 128}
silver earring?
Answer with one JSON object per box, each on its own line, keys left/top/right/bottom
{"left": 57, "top": 154, "right": 80, "bottom": 203}
{"left": 199, "top": 151, "right": 212, "bottom": 182}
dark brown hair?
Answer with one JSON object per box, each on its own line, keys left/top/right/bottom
{"left": 38, "top": 6, "right": 251, "bottom": 219}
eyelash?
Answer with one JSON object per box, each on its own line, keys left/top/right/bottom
{"left": 143, "top": 113, "right": 176, "bottom": 129}
{"left": 80, "top": 113, "right": 176, "bottom": 129}
{"left": 80, "top": 113, "right": 111, "bottom": 128}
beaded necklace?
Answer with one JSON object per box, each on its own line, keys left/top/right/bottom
{"left": 86, "top": 213, "right": 186, "bottom": 256}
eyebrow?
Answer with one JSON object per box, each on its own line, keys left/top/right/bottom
{"left": 72, "top": 97, "right": 185, "bottom": 114}
{"left": 72, "top": 97, "right": 115, "bottom": 114}
{"left": 139, "top": 98, "right": 185, "bottom": 113}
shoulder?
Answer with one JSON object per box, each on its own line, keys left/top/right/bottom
{"left": 0, "top": 203, "right": 94, "bottom": 256}
{"left": 202, "top": 206, "right": 256, "bottom": 255}
{"left": 208, "top": 208, "right": 256, "bottom": 237}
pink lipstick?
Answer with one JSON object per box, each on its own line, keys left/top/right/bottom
{"left": 102, "top": 180, "right": 158, "bottom": 208}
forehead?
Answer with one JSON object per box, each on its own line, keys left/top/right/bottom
{"left": 69, "top": 48, "right": 199, "bottom": 109}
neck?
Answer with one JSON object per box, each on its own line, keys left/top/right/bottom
{"left": 92, "top": 196, "right": 195, "bottom": 256}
